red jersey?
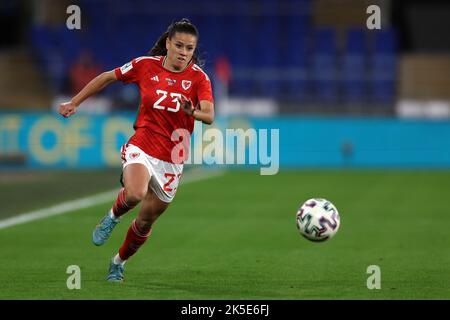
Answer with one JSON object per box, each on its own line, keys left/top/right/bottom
{"left": 114, "top": 55, "right": 214, "bottom": 163}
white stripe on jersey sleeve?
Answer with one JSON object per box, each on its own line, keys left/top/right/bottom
{"left": 192, "top": 64, "right": 210, "bottom": 81}
{"left": 134, "top": 56, "right": 161, "bottom": 63}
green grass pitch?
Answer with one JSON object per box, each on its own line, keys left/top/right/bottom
{"left": 0, "top": 170, "right": 449, "bottom": 299}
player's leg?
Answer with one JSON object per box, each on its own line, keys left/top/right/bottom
{"left": 93, "top": 163, "right": 151, "bottom": 246}
{"left": 106, "top": 154, "right": 181, "bottom": 282}
{"left": 134, "top": 189, "right": 170, "bottom": 232}
{"left": 117, "top": 190, "right": 169, "bottom": 262}
{"left": 107, "top": 190, "right": 169, "bottom": 282}
{"left": 113, "top": 163, "right": 151, "bottom": 218}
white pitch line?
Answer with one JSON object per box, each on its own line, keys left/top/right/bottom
{"left": 0, "top": 169, "right": 224, "bottom": 230}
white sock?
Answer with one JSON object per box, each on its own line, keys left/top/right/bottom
{"left": 113, "top": 253, "right": 126, "bottom": 266}
{"left": 109, "top": 209, "right": 120, "bottom": 221}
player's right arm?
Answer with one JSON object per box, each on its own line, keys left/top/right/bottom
{"left": 59, "top": 70, "right": 118, "bottom": 118}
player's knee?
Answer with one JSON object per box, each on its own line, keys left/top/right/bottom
{"left": 125, "top": 187, "right": 147, "bottom": 204}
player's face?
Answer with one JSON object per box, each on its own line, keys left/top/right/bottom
{"left": 166, "top": 32, "right": 197, "bottom": 70}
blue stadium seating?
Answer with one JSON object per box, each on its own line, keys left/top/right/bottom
{"left": 28, "top": 0, "right": 398, "bottom": 106}
{"left": 369, "top": 28, "right": 397, "bottom": 104}
{"left": 279, "top": 10, "right": 310, "bottom": 101}
{"left": 342, "top": 28, "right": 368, "bottom": 104}
{"left": 311, "top": 27, "right": 338, "bottom": 104}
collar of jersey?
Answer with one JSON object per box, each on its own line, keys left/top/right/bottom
{"left": 162, "top": 55, "right": 192, "bottom": 73}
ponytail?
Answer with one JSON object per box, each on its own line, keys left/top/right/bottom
{"left": 149, "top": 31, "right": 169, "bottom": 56}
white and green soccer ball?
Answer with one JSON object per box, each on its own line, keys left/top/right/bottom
{"left": 296, "top": 198, "right": 340, "bottom": 242}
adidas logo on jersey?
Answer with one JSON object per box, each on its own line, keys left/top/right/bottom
{"left": 151, "top": 75, "right": 159, "bottom": 82}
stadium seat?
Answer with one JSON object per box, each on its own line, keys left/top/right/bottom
{"left": 369, "top": 28, "right": 397, "bottom": 104}
{"left": 280, "top": 12, "right": 310, "bottom": 101}
{"left": 342, "top": 28, "right": 368, "bottom": 104}
{"left": 311, "top": 27, "right": 338, "bottom": 104}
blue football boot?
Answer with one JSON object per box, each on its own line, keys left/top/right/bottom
{"left": 92, "top": 212, "right": 120, "bottom": 246}
{"left": 107, "top": 259, "right": 125, "bottom": 282}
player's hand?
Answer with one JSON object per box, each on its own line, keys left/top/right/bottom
{"left": 59, "top": 101, "right": 77, "bottom": 118}
{"left": 178, "top": 95, "right": 194, "bottom": 116}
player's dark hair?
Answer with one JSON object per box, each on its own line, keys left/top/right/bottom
{"left": 149, "top": 18, "right": 203, "bottom": 67}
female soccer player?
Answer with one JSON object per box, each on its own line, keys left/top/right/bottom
{"left": 59, "top": 19, "right": 214, "bottom": 282}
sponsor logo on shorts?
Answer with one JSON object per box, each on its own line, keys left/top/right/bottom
{"left": 130, "top": 152, "right": 140, "bottom": 159}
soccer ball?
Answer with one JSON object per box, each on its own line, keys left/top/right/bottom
{"left": 296, "top": 198, "right": 340, "bottom": 242}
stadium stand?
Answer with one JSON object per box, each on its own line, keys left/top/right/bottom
{"left": 25, "top": 0, "right": 397, "bottom": 110}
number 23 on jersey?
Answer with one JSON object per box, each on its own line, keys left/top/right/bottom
{"left": 153, "top": 89, "right": 183, "bottom": 112}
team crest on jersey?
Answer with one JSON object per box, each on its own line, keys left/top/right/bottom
{"left": 130, "top": 152, "right": 140, "bottom": 159}
{"left": 166, "top": 78, "right": 176, "bottom": 86}
{"left": 182, "top": 80, "right": 192, "bottom": 90}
